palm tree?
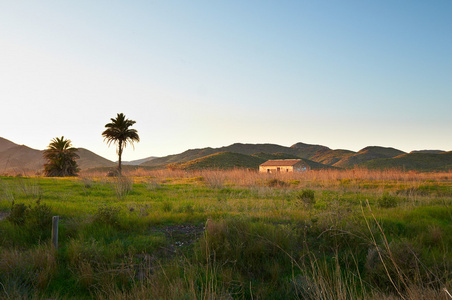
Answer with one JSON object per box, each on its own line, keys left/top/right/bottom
{"left": 43, "top": 136, "right": 80, "bottom": 177}
{"left": 102, "top": 113, "right": 140, "bottom": 176}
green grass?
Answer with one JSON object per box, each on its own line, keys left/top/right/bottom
{"left": 0, "top": 173, "right": 451, "bottom": 299}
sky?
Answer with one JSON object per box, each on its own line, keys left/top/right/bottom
{"left": 1, "top": 1, "right": 451, "bottom": 161}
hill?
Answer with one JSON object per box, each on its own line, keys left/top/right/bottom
{"left": 2, "top": 136, "right": 450, "bottom": 173}
{"left": 122, "top": 156, "right": 157, "bottom": 166}
{"left": 0, "top": 145, "right": 44, "bottom": 173}
{"left": 362, "top": 151, "right": 452, "bottom": 171}
{"left": 333, "top": 146, "right": 406, "bottom": 168}
{"left": 141, "top": 143, "right": 411, "bottom": 170}
{"left": 168, "top": 152, "right": 265, "bottom": 170}
{"left": 0, "top": 139, "right": 115, "bottom": 173}
{"left": 290, "top": 142, "right": 331, "bottom": 159}
{"left": 252, "top": 152, "right": 301, "bottom": 161}
{"left": 410, "top": 150, "right": 445, "bottom": 154}
{"left": 141, "top": 143, "right": 304, "bottom": 167}
{"left": 309, "top": 149, "right": 355, "bottom": 165}
{"left": 77, "top": 148, "right": 115, "bottom": 170}
{"left": 167, "top": 151, "right": 335, "bottom": 171}
{"left": 0, "top": 137, "right": 18, "bottom": 152}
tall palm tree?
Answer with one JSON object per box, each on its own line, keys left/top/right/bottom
{"left": 43, "top": 136, "right": 80, "bottom": 177}
{"left": 102, "top": 113, "right": 140, "bottom": 176}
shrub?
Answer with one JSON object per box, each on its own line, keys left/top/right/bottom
{"left": 378, "top": 194, "right": 398, "bottom": 208}
{"left": 27, "top": 201, "right": 52, "bottom": 230}
{"left": 287, "top": 179, "right": 300, "bottom": 186}
{"left": 93, "top": 206, "right": 121, "bottom": 228}
{"left": 7, "top": 202, "right": 28, "bottom": 225}
{"left": 296, "top": 189, "right": 316, "bottom": 207}
{"left": 200, "top": 219, "right": 296, "bottom": 283}
{"left": 365, "top": 240, "right": 425, "bottom": 293}
{"left": 265, "top": 179, "right": 288, "bottom": 188}
{"left": 112, "top": 176, "right": 133, "bottom": 199}
{"left": 7, "top": 200, "right": 52, "bottom": 229}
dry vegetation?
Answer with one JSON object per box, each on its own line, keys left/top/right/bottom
{"left": 1, "top": 168, "right": 451, "bottom": 299}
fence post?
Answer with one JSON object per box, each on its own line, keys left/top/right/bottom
{"left": 51, "top": 216, "right": 59, "bottom": 249}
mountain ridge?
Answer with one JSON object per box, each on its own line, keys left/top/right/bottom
{"left": 1, "top": 137, "right": 450, "bottom": 173}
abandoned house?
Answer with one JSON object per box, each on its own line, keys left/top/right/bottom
{"left": 259, "top": 159, "right": 309, "bottom": 173}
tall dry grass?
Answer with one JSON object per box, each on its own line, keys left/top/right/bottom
{"left": 121, "top": 168, "right": 451, "bottom": 182}
{"left": 80, "top": 168, "right": 452, "bottom": 194}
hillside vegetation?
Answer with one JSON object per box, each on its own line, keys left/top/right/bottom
{"left": 290, "top": 141, "right": 331, "bottom": 158}
{"left": 364, "top": 151, "right": 452, "bottom": 171}
{"left": 141, "top": 143, "right": 305, "bottom": 168}
{"left": 166, "top": 151, "right": 335, "bottom": 171}
{"left": 168, "top": 151, "right": 265, "bottom": 170}
{"left": 332, "top": 146, "right": 406, "bottom": 168}
{"left": 309, "top": 149, "right": 355, "bottom": 165}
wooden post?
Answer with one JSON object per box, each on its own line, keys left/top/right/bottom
{"left": 51, "top": 216, "right": 59, "bottom": 249}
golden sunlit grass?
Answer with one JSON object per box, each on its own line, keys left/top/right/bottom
{"left": 0, "top": 168, "right": 451, "bottom": 299}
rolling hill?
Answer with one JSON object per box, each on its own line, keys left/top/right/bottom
{"left": 0, "top": 137, "right": 115, "bottom": 173}
{"left": 1, "top": 136, "right": 450, "bottom": 172}
{"left": 141, "top": 143, "right": 408, "bottom": 170}
{"left": 168, "top": 152, "right": 265, "bottom": 170}
{"left": 0, "top": 144, "right": 44, "bottom": 173}
{"left": 167, "top": 151, "right": 335, "bottom": 171}
{"left": 251, "top": 152, "right": 302, "bottom": 161}
{"left": 332, "top": 146, "right": 406, "bottom": 168}
{"left": 140, "top": 143, "right": 305, "bottom": 167}
{"left": 309, "top": 149, "right": 355, "bottom": 165}
{"left": 410, "top": 150, "right": 445, "bottom": 154}
{"left": 290, "top": 142, "right": 331, "bottom": 159}
{"left": 122, "top": 156, "right": 157, "bottom": 166}
{"left": 76, "top": 148, "right": 115, "bottom": 170}
{"left": 0, "top": 137, "right": 18, "bottom": 152}
{"left": 362, "top": 151, "right": 452, "bottom": 171}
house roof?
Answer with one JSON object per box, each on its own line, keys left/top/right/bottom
{"left": 260, "top": 159, "right": 302, "bottom": 167}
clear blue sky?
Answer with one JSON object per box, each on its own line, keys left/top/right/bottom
{"left": 1, "top": 1, "right": 451, "bottom": 161}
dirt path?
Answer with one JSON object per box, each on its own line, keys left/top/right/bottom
{"left": 0, "top": 211, "right": 9, "bottom": 221}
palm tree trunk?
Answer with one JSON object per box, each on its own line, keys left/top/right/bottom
{"left": 118, "top": 140, "right": 123, "bottom": 176}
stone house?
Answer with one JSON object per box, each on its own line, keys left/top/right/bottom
{"left": 259, "top": 159, "right": 309, "bottom": 173}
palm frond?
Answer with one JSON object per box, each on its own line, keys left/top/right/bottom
{"left": 101, "top": 113, "right": 140, "bottom": 175}
{"left": 42, "top": 136, "right": 80, "bottom": 177}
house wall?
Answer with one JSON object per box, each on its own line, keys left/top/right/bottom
{"left": 259, "top": 162, "right": 309, "bottom": 173}
{"left": 259, "top": 166, "right": 294, "bottom": 173}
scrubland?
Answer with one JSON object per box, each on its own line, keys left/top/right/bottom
{"left": 0, "top": 168, "right": 451, "bottom": 299}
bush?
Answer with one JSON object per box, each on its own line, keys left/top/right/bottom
{"left": 7, "top": 202, "right": 28, "bottom": 225}
{"left": 112, "top": 176, "right": 133, "bottom": 199}
{"left": 7, "top": 200, "right": 52, "bottom": 229}
{"left": 265, "top": 179, "right": 288, "bottom": 188}
{"left": 296, "top": 189, "right": 316, "bottom": 206}
{"left": 378, "top": 194, "right": 398, "bottom": 208}
{"left": 200, "top": 218, "right": 296, "bottom": 283}
{"left": 27, "top": 201, "right": 52, "bottom": 230}
{"left": 365, "top": 240, "right": 425, "bottom": 293}
{"left": 93, "top": 206, "right": 121, "bottom": 228}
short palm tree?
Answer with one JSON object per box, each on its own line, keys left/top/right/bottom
{"left": 43, "top": 136, "right": 80, "bottom": 177}
{"left": 102, "top": 113, "right": 140, "bottom": 176}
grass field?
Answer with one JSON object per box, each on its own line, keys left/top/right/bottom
{"left": 0, "top": 168, "right": 451, "bottom": 299}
